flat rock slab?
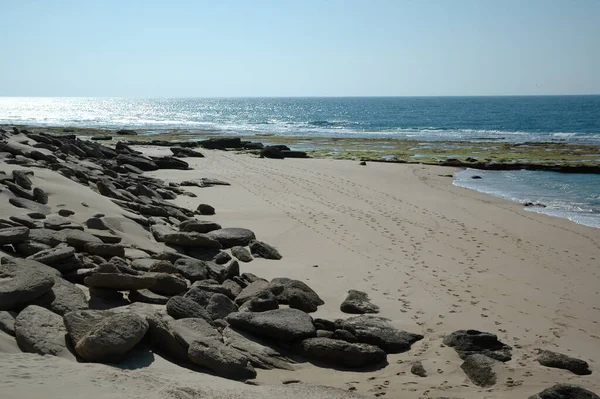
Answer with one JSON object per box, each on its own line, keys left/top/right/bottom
{"left": 166, "top": 296, "right": 212, "bottom": 322}
{"left": 0, "top": 259, "right": 55, "bottom": 311}
{"left": 298, "top": 337, "right": 387, "bottom": 368}
{"left": 0, "top": 226, "right": 29, "bottom": 245}
{"left": 15, "top": 305, "right": 68, "bottom": 356}
{"left": 170, "top": 317, "right": 220, "bottom": 348}
{"left": 162, "top": 232, "right": 222, "bottom": 249}
{"left": 340, "top": 315, "right": 423, "bottom": 354}
{"left": 443, "top": 329, "right": 512, "bottom": 361}
{"left": 84, "top": 243, "right": 125, "bottom": 258}
{"left": 32, "top": 277, "right": 88, "bottom": 315}
{"left": 340, "top": 290, "right": 380, "bottom": 314}
{"left": 56, "top": 229, "right": 103, "bottom": 250}
{"left": 179, "top": 220, "right": 221, "bottom": 234}
{"left": 84, "top": 273, "right": 157, "bottom": 290}
{"left": 75, "top": 312, "right": 149, "bottom": 362}
{"left": 9, "top": 197, "right": 51, "bottom": 215}
{"left": 226, "top": 308, "right": 316, "bottom": 342}
{"left": 188, "top": 338, "right": 257, "bottom": 380}
{"left": 528, "top": 384, "right": 599, "bottom": 399}
{"left": 222, "top": 326, "right": 294, "bottom": 370}
{"left": 27, "top": 245, "right": 76, "bottom": 267}
{"left": 207, "top": 228, "right": 256, "bottom": 248}
{"left": 536, "top": 349, "right": 591, "bottom": 375}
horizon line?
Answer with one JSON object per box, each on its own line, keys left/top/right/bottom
{"left": 1, "top": 94, "right": 600, "bottom": 99}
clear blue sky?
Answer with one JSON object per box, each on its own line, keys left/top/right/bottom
{"left": 0, "top": 0, "right": 598, "bottom": 97}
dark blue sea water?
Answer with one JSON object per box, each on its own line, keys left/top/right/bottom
{"left": 0, "top": 96, "right": 599, "bottom": 143}
{"left": 0, "top": 96, "right": 598, "bottom": 228}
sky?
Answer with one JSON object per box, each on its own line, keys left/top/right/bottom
{"left": 0, "top": 0, "right": 598, "bottom": 97}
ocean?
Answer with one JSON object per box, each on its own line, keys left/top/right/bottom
{"left": 0, "top": 96, "right": 598, "bottom": 228}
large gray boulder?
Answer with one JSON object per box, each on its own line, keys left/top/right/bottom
{"left": 443, "top": 329, "right": 512, "bottom": 361}
{"left": 340, "top": 290, "right": 380, "bottom": 314}
{"left": 162, "top": 232, "right": 222, "bottom": 249}
{"left": 206, "top": 293, "right": 238, "bottom": 320}
{"left": 149, "top": 273, "right": 188, "bottom": 296}
{"left": 15, "top": 305, "right": 68, "bottom": 356}
{"left": 75, "top": 312, "right": 149, "bottom": 362}
{"left": 188, "top": 338, "right": 257, "bottom": 380}
{"left": 174, "top": 258, "right": 209, "bottom": 282}
{"left": 33, "top": 277, "right": 88, "bottom": 315}
{"left": 0, "top": 259, "right": 55, "bottom": 310}
{"left": 235, "top": 280, "right": 270, "bottom": 305}
{"left": 298, "top": 337, "right": 386, "bottom": 368}
{"left": 272, "top": 277, "right": 323, "bottom": 313}
{"left": 460, "top": 354, "right": 501, "bottom": 387}
{"left": 340, "top": 315, "right": 423, "bottom": 353}
{"left": 63, "top": 309, "right": 111, "bottom": 346}
{"left": 528, "top": 384, "right": 599, "bottom": 399}
{"left": 536, "top": 349, "right": 591, "bottom": 375}
{"left": 166, "top": 296, "right": 212, "bottom": 322}
{"left": 207, "top": 228, "right": 256, "bottom": 248}
{"left": 226, "top": 308, "right": 316, "bottom": 342}
{"left": 0, "top": 226, "right": 29, "bottom": 245}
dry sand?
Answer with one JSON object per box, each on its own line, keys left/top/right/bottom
{"left": 2, "top": 145, "right": 599, "bottom": 398}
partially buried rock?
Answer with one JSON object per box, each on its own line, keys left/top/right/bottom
{"left": 9, "top": 197, "right": 51, "bottom": 215}
{"left": 340, "top": 315, "right": 423, "bottom": 354}
{"left": 0, "top": 310, "right": 16, "bottom": 336}
{"left": 443, "top": 329, "right": 512, "bottom": 361}
{"left": 226, "top": 308, "right": 316, "bottom": 342}
{"left": 15, "top": 305, "right": 68, "bottom": 356}
{"left": 188, "top": 338, "right": 257, "bottom": 380}
{"left": 0, "top": 259, "right": 55, "bottom": 311}
{"left": 231, "top": 246, "right": 253, "bottom": 262}
{"left": 298, "top": 337, "right": 386, "bottom": 368}
{"left": 411, "top": 361, "right": 427, "bottom": 377}
{"left": 197, "top": 204, "right": 215, "bottom": 215}
{"left": 528, "top": 384, "right": 599, "bottom": 399}
{"left": 0, "top": 226, "right": 29, "bottom": 245}
{"left": 75, "top": 312, "right": 149, "bottom": 362}
{"left": 249, "top": 240, "right": 282, "bottom": 260}
{"left": 460, "top": 354, "right": 501, "bottom": 387}
{"left": 340, "top": 289, "right": 380, "bottom": 314}
{"left": 162, "top": 232, "right": 222, "bottom": 249}
{"left": 536, "top": 349, "right": 591, "bottom": 375}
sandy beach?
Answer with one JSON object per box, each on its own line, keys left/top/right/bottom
{"left": 1, "top": 138, "right": 599, "bottom": 398}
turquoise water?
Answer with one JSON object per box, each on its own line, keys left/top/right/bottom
{"left": 0, "top": 96, "right": 598, "bottom": 228}
{"left": 0, "top": 96, "right": 599, "bottom": 143}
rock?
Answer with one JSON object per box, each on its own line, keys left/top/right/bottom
{"left": 197, "top": 204, "right": 215, "bottom": 215}
{"left": 84, "top": 273, "right": 157, "bottom": 290}
{"left": 317, "top": 330, "right": 334, "bottom": 338}
{"left": 261, "top": 146, "right": 284, "bottom": 159}
{"left": 116, "top": 129, "right": 137, "bottom": 135}
{"left": 58, "top": 209, "right": 75, "bottom": 217}
{"left": 443, "top": 330, "right": 512, "bottom": 361}
{"left": 153, "top": 156, "right": 189, "bottom": 170}
{"left": 460, "top": 354, "right": 501, "bottom": 387}
{"left": 231, "top": 246, "right": 253, "bottom": 262}
{"left": 89, "top": 230, "right": 122, "bottom": 244}
{"left": 246, "top": 290, "right": 278, "bottom": 312}
{"left": 298, "top": 337, "right": 386, "bottom": 368}
{"left": 206, "top": 293, "right": 239, "bottom": 320}
{"left": 0, "top": 310, "right": 16, "bottom": 336}
{"left": 333, "top": 329, "right": 356, "bottom": 343}
{"left": 207, "top": 228, "right": 256, "bottom": 248}
{"left": 63, "top": 309, "right": 111, "bottom": 346}
{"left": 86, "top": 217, "right": 109, "bottom": 230}
{"left": 340, "top": 290, "right": 380, "bottom": 314}
{"left": 185, "top": 286, "right": 215, "bottom": 307}
{"left": 249, "top": 240, "right": 282, "bottom": 260}
{"left": 340, "top": 315, "right": 423, "bottom": 353}
{"left": 116, "top": 154, "right": 158, "bottom": 171}
{"left": 528, "top": 384, "right": 599, "bottom": 399}
{"left": 0, "top": 226, "right": 29, "bottom": 245}
{"left": 0, "top": 260, "right": 55, "bottom": 310}
{"left": 188, "top": 338, "right": 257, "bottom": 380}
{"left": 272, "top": 277, "right": 323, "bottom": 312}
{"left": 33, "top": 187, "right": 48, "bottom": 204}
{"left": 75, "top": 312, "right": 149, "bottom": 362}
{"left": 162, "top": 232, "right": 222, "bottom": 249}
{"left": 91, "top": 135, "right": 112, "bottom": 141}
{"left": 129, "top": 289, "right": 170, "bottom": 305}
{"left": 15, "top": 305, "right": 68, "bottom": 356}
{"left": 471, "top": 175, "right": 482, "bottom": 179}
{"left": 44, "top": 214, "right": 81, "bottom": 230}
{"left": 235, "top": 280, "right": 271, "bottom": 305}
{"left": 84, "top": 243, "right": 125, "bottom": 258}
{"left": 190, "top": 280, "right": 235, "bottom": 299}
{"left": 12, "top": 170, "right": 33, "bottom": 189}
{"left": 166, "top": 296, "right": 212, "bottom": 321}
{"left": 214, "top": 251, "right": 232, "bottom": 265}
{"left": 226, "top": 308, "right": 316, "bottom": 342}
{"left": 27, "top": 245, "right": 77, "bottom": 271}
{"left": 33, "top": 277, "right": 88, "bottom": 315}
{"left": 179, "top": 220, "right": 222, "bottom": 234}
{"left": 198, "top": 137, "right": 243, "bottom": 150}
{"left": 15, "top": 241, "right": 50, "bottom": 256}
{"left": 150, "top": 273, "right": 188, "bottom": 296}
{"left": 56, "top": 229, "right": 103, "bottom": 250}
{"left": 222, "top": 279, "right": 243, "bottom": 297}
{"left": 359, "top": 161, "right": 367, "bottom": 166}
{"left": 170, "top": 317, "right": 220, "bottom": 348}
{"left": 9, "top": 197, "right": 51, "bottom": 215}
{"left": 170, "top": 147, "right": 204, "bottom": 157}
{"left": 222, "top": 326, "right": 293, "bottom": 370}
{"left": 173, "top": 258, "right": 209, "bottom": 282}
{"left": 148, "top": 261, "right": 179, "bottom": 274}
{"left": 411, "top": 361, "right": 427, "bottom": 377}
{"left": 10, "top": 215, "right": 41, "bottom": 229}
{"left": 536, "top": 349, "right": 591, "bottom": 375}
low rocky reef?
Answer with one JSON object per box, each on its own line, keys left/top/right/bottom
{"left": 0, "top": 127, "right": 596, "bottom": 397}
